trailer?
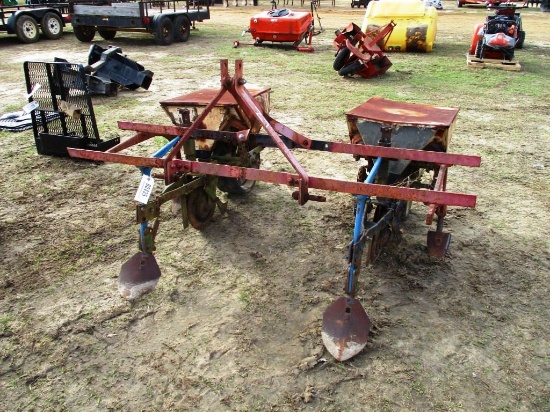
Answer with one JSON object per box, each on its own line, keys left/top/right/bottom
{"left": 68, "top": 0, "right": 210, "bottom": 46}
{"left": 0, "top": 3, "right": 67, "bottom": 43}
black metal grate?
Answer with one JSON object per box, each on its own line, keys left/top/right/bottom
{"left": 23, "top": 61, "right": 119, "bottom": 156}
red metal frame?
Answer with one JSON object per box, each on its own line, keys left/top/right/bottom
{"left": 333, "top": 22, "right": 396, "bottom": 78}
{"left": 68, "top": 59, "right": 480, "bottom": 213}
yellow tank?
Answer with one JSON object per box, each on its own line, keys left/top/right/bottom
{"left": 361, "top": 0, "right": 438, "bottom": 53}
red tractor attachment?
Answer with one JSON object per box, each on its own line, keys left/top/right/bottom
{"left": 67, "top": 60, "right": 480, "bottom": 362}
{"left": 333, "top": 21, "right": 396, "bottom": 78}
{"left": 236, "top": 1, "right": 324, "bottom": 52}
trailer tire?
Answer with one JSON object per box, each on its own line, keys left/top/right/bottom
{"left": 338, "top": 60, "right": 362, "bottom": 76}
{"left": 74, "top": 25, "right": 96, "bottom": 42}
{"left": 173, "top": 15, "right": 190, "bottom": 42}
{"left": 154, "top": 16, "right": 174, "bottom": 46}
{"left": 98, "top": 29, "right": 117, "bottom": 40}
{"left": 15, "top": 15, "right": 40, "bottom": 44}
{"left": 41, "top": 12, "right": 63, "bottom": 40}
{"left": 333, "top": 46, "right": 350, "bottom": 71}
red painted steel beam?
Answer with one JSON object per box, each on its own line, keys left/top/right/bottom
{"left": 107, "top": 131, "right": 154, "bottom": 153}
{"left": 326, "top": 142, "right": 480, "bottom": 167}
{"left": 267, "top": 117, "right": 480, "bottom": 167}
{"left": 67, "top": 148, "right": 165, "bottom": 168}
{"left": 171, "top": 159, "right": 476, "bottom": 208}
{"left": 117, "top": 121, "right": 188, "bottom": 137}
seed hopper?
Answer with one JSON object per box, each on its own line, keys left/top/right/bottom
{"left": 68, "top": 60, "right": 481, "bottom": 362}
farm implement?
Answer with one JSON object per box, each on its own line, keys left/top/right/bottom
{"left": 67, "top": 60, "right": 481, "bottom": 362}
{"left": 333, "top": 21, "right": 395, "bottom": 78}
{"left": 235, "top": 1, "right": 324, "bottom": 51}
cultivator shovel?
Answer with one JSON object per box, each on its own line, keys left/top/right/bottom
{"left": 68, "top": 60, "right": 481, "bottom": 361}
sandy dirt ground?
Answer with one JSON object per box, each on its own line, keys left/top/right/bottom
{"left": 0, "top": 2, "right": 549, "bottom": 411}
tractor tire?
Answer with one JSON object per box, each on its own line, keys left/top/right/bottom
{"left": 74, "top": 25, "right": 96, "bottom": 42}
{"left": 338, "top": 60, "right": 362, "bottom": 76}
{"left": 516, "top": 30, "right": 525, "bottom": 49}
{"left": 154, "top": 16, "right": 174, "bottom": 46}
{"left": 474, "top": 38, "right": 484, "bottom": 59}
{"left": 469, "top": 23, "right": 484, "bottom": 56}
{"left": 98, "top": 29, "right": 117, "bottom": 40}
{"left": 15, "top": 15, "right": 40, "bottom": 43}
{"left": 457, "top": 0, "right": 463, "bottom": 6}
{"left": 41, "top": 12, "right": 63, "bottom": 40}
{"left": 505, "top": 48, "right": 514, "bottom": 61}
{"left": 174, "top": 15, "right": 190, "bottom": 42}
{"left": 333, "top": 47, "right": 350, "bottom": 71}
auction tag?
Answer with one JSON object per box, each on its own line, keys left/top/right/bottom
{"left": 22, "top": 101, "right": 39, "bottom": 114}
{"left": 134, "top": 175, "right": 155, "bottom": 204}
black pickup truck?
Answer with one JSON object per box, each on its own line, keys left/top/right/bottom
{"left": 68, "top": 0, "right": 210, "bottom": 45}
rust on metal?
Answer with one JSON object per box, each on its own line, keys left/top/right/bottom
{"left": 347, "top": 97, "right": 459, "bottom": 128}
{"left": 66, "top": 60, "right": 481, "bottom": 363}
{"left": 322, "top": 297, "right": 372, "bottom": 361}
{"left": 118, "top": 252, "right": 161, "bottom": 300}
{"left": 173, "top": 159, "right": 476, "bottom": 208}
{"left": 159, "top": 88, "right": 270, "bottom": 108}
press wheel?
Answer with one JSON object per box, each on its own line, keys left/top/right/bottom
{"left": 187, "top": 188, "right": 215, "bottom": 230}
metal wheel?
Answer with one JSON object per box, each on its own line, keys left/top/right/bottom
{"left": 15, "top": 15, "right": 39, "bottom": 44}
{"left": 155, "top": 16, "right": 174, "bottom": 46}
{"left": 214, "top": 141, "right": 259, "bottom": 195}
{"left": 186, "top": 188, "right": 216, "bottom": 230}
{"left": 98, "top": 29, "right": 117, "bottom": 40}
{"left": 41, "top": 12, "right": 63, "bottom": 40}
{"left": 174, "top": 15, "right": 190, "bottom": 42}
{"left": 73, "top": 25, "right": 96, "bottom": 42}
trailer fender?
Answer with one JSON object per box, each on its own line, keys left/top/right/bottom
{"left": 150, "top": 12, "right": 178, "bottom": 30}
{"left": 6, "top": 8, "right": 65, "bottom": 34}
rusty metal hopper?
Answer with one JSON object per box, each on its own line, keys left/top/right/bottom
{"left": 346, "top": 97, "right": 459, "bottom": 175}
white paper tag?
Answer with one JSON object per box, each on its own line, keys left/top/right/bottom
{"left": 22, "top": 101, "right": 39, "bottom": 114}
{"left": 26, "top": 83, "right": 41, "bottom": 99}
{"left": 134, "top": 175, "right": 155, "bottom": 204}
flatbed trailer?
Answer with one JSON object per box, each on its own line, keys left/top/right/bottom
{"left": 0, "top": 3, "right": 68, "bottom": 43}
{"left": 68, "top": 0, "right": 210, "bottom": 45}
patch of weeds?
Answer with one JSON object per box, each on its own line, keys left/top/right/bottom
{"left": 238, "top": 288, "right": 251, "bottom": 308}
{"left": 0, "top": 315, "right": 14, "bottom": 337}
{"left": 410, "top": 379, "right": 426, "bottom": 395}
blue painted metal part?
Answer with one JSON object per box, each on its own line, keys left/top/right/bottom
{"left": 347, "top": 157, "right": 383, "bottom": 294}
{"left": 139, "top": 135, "right": 181, "bottom": 177}
{"left": 138, "top": 135, "right": 181, "bottom": 251}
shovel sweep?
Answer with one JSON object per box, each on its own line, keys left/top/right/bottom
{"left": 118, "top": 252, "right": 161, "bottom": 300}
{"left": 322, "top": 297, "right": 372, "bottom": 361}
